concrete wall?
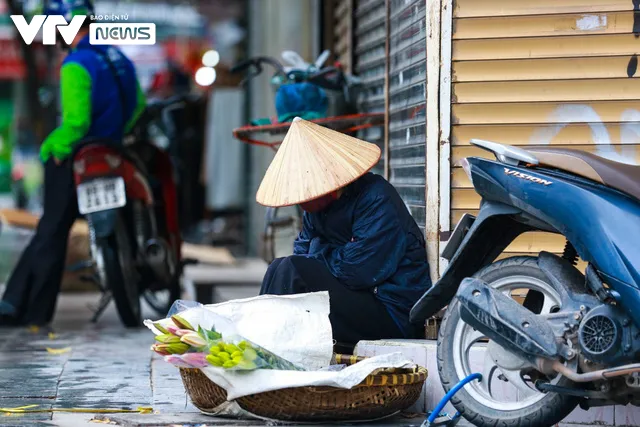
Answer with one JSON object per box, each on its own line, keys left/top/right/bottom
{"left": 246, "top": 0, "right": 320, "bottom": 255}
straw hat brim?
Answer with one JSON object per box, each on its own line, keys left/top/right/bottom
{"left": 256, "top": 118, "right": 382, "bottom": 208}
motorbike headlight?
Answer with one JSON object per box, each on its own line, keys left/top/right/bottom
{"left": 459, "top": 157, "right": 474, "bottom": 188}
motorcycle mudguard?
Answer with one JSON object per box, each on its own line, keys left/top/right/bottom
{"left": 86, "top": 209, "right": 119, "bottom": 238}
{"left": 457, "top": 277, "right": 560, "bottom": 364}
{"left": 537, "top": 251, "right": 599, "bottom": 311}
{"left": 409, "top": 201, "right": 532, "bottom": 323}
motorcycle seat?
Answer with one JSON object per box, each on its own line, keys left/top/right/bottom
{"left": 528, "top": 148, "right": 640, "bottom": 201}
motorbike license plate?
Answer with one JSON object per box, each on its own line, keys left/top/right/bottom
{"left": 77, "top": 178, "right": 126, "bottom": 214}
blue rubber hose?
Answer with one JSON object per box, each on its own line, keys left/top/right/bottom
{"left": 426, "top": 373, "right": 482, "bottom": 424}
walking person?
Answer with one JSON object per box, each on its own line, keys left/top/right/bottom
{"left": 0, "top": 0, "right": 146, "bottom": 326}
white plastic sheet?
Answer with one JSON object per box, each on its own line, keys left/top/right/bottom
{"left": 146, "top": 292, "right": 415, "bottom": 401}
{"left": 146, "top": 292, "right": 334, "bottom": 370}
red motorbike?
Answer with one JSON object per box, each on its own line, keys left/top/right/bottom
{"left": 71, "top": 98, "right": 185, "bottom": 326}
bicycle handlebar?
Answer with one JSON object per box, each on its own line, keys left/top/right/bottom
{"left": 231, "top": 56, "right": 286, "bottom": 86}
{"left": 230, "top": 56, "right": 361, "bottom": 101}
{"left": 229, "top": 58, "right": 256, "bottom": 74}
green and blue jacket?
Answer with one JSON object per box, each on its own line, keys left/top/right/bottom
{"left": 40, "top": 35, "right": 146, "bottom": 162}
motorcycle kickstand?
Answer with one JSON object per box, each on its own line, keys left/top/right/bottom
{"left": 90, "top": 290, "right": 112, "bottom": 323}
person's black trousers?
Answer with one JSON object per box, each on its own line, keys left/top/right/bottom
{"left": 1, "top": 159, "right": 78, "bottom": 325}
{"left": 260, "top": 255, "right": 403, "bottom": 345}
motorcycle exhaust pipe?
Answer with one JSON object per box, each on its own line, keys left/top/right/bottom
{"left": 552, "top": 360, "right": 640, "bottom": 382}
{"left": 457, "top": 278, "right": 561, "bottom": 371}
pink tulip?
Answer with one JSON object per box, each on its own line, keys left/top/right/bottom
{"left": 164, "top": 355, "right": 193, "bottom": 368}
{"left": 166, "top": 325, "right": 193, "bottom": 337}
{"left": 180, "top": 353, "right": 208, "bottom": 368}
{"left": 165, "top": 325, "right": 179, "bottom": 335}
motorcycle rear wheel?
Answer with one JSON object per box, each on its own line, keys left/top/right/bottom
{"left": 437, "top": 256, "right": 578, "bottom": 427}
{"left": 94, "top": 213, "right": 141, "bottom": 327}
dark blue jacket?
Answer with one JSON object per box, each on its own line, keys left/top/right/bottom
{"left": 294, "top": 173, "right": 432, "bottom": 337}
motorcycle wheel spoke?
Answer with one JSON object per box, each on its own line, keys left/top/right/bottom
{"left": 463, "top": 328, "right": 485, "bottom": 354}
{"left": 499, "top": 367, "right": 536, "bottom": 399}
{"left": 481, "top": 351, "right": 497, "bottom": 396}
{"left": 540, "top": 296, "right": 557, "bottom": 314}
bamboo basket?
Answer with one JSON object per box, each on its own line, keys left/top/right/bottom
{"left": 180, "top": 354, "right": 427, "bottom": 421}
{"left": 179, "top": 368, "right": 228, "bottom": 413}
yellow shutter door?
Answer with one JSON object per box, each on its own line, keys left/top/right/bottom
{"left": 450, "top": 0, "right": 640, "bottom": 259}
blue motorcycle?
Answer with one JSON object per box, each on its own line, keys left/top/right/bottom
{"left": 410, "top": 140, "right": 640, "bottom": 426}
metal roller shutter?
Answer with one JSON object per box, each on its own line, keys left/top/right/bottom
{"left": 332, "top": 0, "right": 353, "bottom": 73}
{"left": 387, "top": 0, "right": 427, "bottom": 233}
{"left": 450, "top": 0, "right": 640, "bottom": 259}
{"left": 354, "top": 0, "right": 387, "bottom": 173}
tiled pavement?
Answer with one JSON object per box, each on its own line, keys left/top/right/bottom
{"left": 0, "top": 323, "right": 195, "bottom": 426}
{"left": 0, "top": 294, "right": 247, "bottom": 427}
{"left": 0, "top": 294, "right": 430, "bottom": 427}
{"left": 0, "top": 325, "right": 426, "bottom": 427}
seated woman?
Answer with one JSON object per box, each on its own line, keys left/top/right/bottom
{"left": 256, "top": 118, "right": 432, "bottom": 346}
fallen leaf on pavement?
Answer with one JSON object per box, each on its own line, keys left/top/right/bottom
{"left": 93, "top": 419, "right": 117, "bottom": 425}
{"left": 46, "top": 347, "right": 71, "bottom": 355}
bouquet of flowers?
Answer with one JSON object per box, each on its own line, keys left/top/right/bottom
{"left": 150, "top": 314, "right": 304, "bottom": 371}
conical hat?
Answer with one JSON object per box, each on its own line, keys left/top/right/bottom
{"left": 256, "top": 118, "right": 381, "bottom": 207}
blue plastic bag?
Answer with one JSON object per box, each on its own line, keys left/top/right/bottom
{"left": 275, "top": 82, "right": 328, "bottom": 119}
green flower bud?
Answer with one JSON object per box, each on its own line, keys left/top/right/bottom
{"left": 218, "top": 352, "right": 230, "bottom": 362}
{"left": 206, "top": 354, "right": 223, "bottom": 367}
{"left": 153, "top": 322, "right": 169, "bottom": 334}
{"left": 171, "top": 314, "right": 194, "bottom": 331}
{"left": 224, "top": 344, "right": 239, "bottom": 354}
{"left": 151, "top": 344, "right": 170, "bottom": 356}
{"left": 155, "top": 334, "right": 181, "bottom": 344}
{"left": 166, "top": 343, "right": 190, "bottom": 354}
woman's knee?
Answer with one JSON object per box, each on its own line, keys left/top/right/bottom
{"left": 287, "top": 255, "right": 324, "bottom": 272}
{"left": 260, "top": 256, "right": 301, "bottom": 295}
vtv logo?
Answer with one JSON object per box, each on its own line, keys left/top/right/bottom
{"left": 90, "top": 23, "right": 156, "bottom": 45}
{"left": 10, "top": 15, "right": 86, "bottom": 45}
